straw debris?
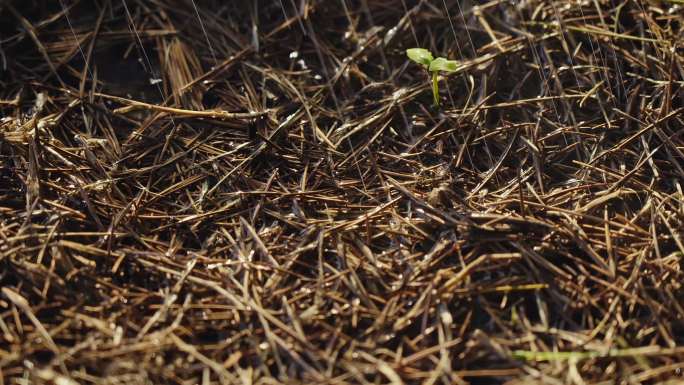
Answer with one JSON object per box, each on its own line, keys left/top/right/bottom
{"left": 1, "top": 0, "right": 683, "bottom": 383}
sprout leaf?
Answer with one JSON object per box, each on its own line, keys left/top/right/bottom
{"left": 429, "top": 57, "right": 459, "bottom": 72}
{"left": 406, "top": 48, "right": 434, "bottom": 66}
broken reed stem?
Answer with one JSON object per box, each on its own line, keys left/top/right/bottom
{"left": 96, "top": 92, "right": 271, "bottom": 120}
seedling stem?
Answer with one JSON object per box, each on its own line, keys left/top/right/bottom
{"left": 406, "top": 48, "right": 460, "bottom": 107}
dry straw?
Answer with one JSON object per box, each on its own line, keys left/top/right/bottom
{"left": 1, "top": 0, "right": 683, "bottom": 383}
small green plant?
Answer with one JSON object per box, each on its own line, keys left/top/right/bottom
{"left": 406, "top": 48, "right": 459, "bottom": 107}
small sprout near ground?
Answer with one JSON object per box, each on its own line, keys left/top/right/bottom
{"left": 406, "top": 48, "right": 459, "bottom": 107}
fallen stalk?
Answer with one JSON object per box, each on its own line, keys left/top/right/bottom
{"left": 95, "top": 92, "right": 270, "bottom": 120}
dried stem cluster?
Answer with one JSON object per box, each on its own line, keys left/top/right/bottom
{"left": 1, "top": 0, "right": 683, "bottom": 384}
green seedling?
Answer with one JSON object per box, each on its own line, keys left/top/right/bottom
{"left": 406, "top": 48, "right": 459, "bottom": 107}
